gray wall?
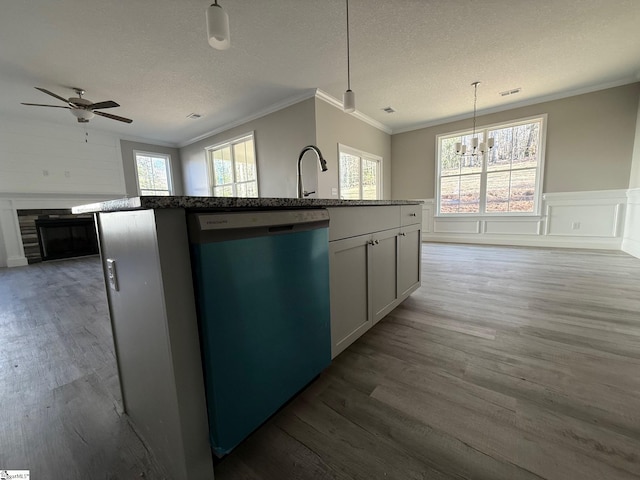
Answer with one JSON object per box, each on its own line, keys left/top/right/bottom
{"left": 180, "top": 98, "right": 316, "bottom": 198}
{"left": 315, "top": 99, "right": 392, "bottom": 199}
{"left": 391, "top": 83, "right": 640, "bottom": 199}
{"left": 120, "top": 140, "right": 183, "bottom": 196}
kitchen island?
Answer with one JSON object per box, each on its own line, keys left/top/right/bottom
{"left": 73, "top": 196, "right": 422, "bottom": 480}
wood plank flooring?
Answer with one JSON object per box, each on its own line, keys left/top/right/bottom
{"left": 0, "top": 257, "right": 169, "bottom": 479}
{"left": 2, "top": 244, "right": 640, "bottom": 479}
{"left": 216, "top": 244, "right": 640, "bottom": 480}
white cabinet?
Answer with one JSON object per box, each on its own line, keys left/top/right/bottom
{"left": 327, "top": 205, "right": 422, "bottom": 358}
{"left": 371, "top": 228, "right": 399, "bottom": 324}
{"left": 398, "top": 223, "right": 422, "bottom": 298}
{"left": 329, "top": 234, "right": 372, "bottom": 356}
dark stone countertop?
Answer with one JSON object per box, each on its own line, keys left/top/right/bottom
{"left": 72, "top": 196, "right": 423, "bottom": 214}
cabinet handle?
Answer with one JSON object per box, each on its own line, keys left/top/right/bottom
{"left": 409, "top": 213, "right": 417, "bottom": 217}
{"left": 368, "top": 240, "right": 375, "bottom": 246}
{"left": 400, "top": 232, "right": 406, "bottom": 236}
{"left": 374, "top": 240, "right": 379, "bottom": 245}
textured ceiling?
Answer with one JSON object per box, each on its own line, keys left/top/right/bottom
{"left": 1, "top": 0, "right": 639, "bottom": 146}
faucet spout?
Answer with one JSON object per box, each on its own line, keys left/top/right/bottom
{"left": 297, "top": 145, "right": 328, "bottom": 198}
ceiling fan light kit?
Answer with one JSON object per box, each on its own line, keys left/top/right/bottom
{"left": 21, "top": 87, "right": 133, "bottom": 124}
{"left": 70, "top": 109, "right": 95, "bottom": 122}
{"left": 207, "top": 0, "right": 230, "bottom": 50}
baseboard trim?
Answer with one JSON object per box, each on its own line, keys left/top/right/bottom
{"left": 7, "top": 256, "right": 28, "bottom": 267}
{"left": 422, "top": 233, "right": 622, "bottom": 250}
{"left": 622, "top": 237, "right": 640, "bottom": 259}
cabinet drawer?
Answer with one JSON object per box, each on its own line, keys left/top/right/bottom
{"left": 328, "top": 206, "right": 399, "bottom": 241}
{"left": 400, "top": 204, "right": 422, "bottom": 226}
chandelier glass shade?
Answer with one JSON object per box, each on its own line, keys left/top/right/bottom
{"left": 455, "top": 82, "right": 494, "bottom": 157}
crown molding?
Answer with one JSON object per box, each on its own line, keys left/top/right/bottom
{"left": 314, "top": 89, "right": 392, "bottom": 134}
{"left": 178, "top": 89, "right": 318, "bottom": 148}
{"left": 392, "top": 76, "right": 640, "bottom": 135}
{"left": 118, "top": 134, "right": 178, "bottom": 148}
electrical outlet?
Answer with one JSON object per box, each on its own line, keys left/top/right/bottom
{"left": 42, "top": 169, "right": 49, "bottom": 176}
{"left": 571, "top": 221, "right": 580, "bottom": 230}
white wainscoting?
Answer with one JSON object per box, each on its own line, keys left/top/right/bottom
{"left": 418, "top": 190, "right": 628, "bottom": 250}
{"left": 622, "top": 188, "right": 640, "bottom": 259}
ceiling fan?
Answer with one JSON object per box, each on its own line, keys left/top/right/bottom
{"left": 21, "top": 87, "right": 133, "bottom": 124}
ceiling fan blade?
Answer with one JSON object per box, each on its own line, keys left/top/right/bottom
{"left": 94, "top": 110, "right": 133, "bottom": 124}
{"left": 35, "top": 87, "right": 70, "bottom": 104}
{"left": 88, "top": 100, "right": 120, "bottom": 110}
{"left": 21, "top": 103, "right": 71, "bottom": 109}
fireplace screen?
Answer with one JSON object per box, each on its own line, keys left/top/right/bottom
{"left": 36, "top": 217, "right": 99, "bottom": 261}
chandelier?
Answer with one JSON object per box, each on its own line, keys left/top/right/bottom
{"left": 455, "top": 82, "right": 494, "bottom": 157}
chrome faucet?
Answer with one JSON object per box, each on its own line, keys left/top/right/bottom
{"left": 297, "top": 145, "right": 328, "bottom": 198}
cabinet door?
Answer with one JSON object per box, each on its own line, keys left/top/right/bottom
{"left": 371, "top": 228, "right": 399, "bottom": 324}
{"left": 329, "top": 234, "right": 372, "bottom": 358}
{"left": 398, "top": 223, "right": 422, "bottom": 298}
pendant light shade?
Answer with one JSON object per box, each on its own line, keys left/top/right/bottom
{"left": 343, "top": 0, "right": 355, "bottom": 113}
{"left": 206, "top": 1, "right": 230, "bottom": 50}
{"left": 343, "top": 89, "right": 355, "bottom": 113}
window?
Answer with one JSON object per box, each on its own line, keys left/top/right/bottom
{"left": 339, "top": 145, "right": 381, "bottom": 200}
{"left": 207, "top": 133, "right": 258, "bottom": 197}
{"left": 134, "top": 152, "right": 173, "bottom": 196}
{"left": 436, "top": 116, "right": 546, "bottom": 215}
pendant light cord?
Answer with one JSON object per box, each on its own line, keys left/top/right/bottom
{"left": 472, "top": 82, "right": 478, "bottom": 140}
{"left": 346, "top": 0, "right": 351, "bottom": 90}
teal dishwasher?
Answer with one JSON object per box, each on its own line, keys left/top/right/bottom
{"left": 188, "top": 209, "right": 331, "bottom": 456}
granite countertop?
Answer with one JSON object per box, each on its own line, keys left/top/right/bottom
{"left": 72, "top": 196, "right": 423, "bottom": 214}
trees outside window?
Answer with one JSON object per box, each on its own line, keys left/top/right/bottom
{"left": 134, "top": 152, "right": 173, "bottom": 196}
{"left": 437, "top": 116, "right": 545, "bottom": 215}
{"left": 339, "top": 145, "right": 381, "bottom": 200}
{"left": 207, "top": 134, "right": 258, "bottom": 197}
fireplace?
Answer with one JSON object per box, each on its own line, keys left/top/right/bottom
{"left": 35, "top": 217, "right": 99, "bottom": 261}
{"left": 16, "top": 209, "right": 99, "bottom": 263}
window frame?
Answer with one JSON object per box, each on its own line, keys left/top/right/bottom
{"left": 133, "top": 150, "right": 174, "bottom": 196}
{"left": 338, "top": 144, "right": 383, "bottom": 200}
{"left": 435, "top": 114, "right": 547, "bottom": 217}
{"left": 205, "top": 132, "right": 259, "bottom": 198}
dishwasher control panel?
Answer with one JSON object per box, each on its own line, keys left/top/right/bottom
{"left": 195, "top": 209, "right": 329, "bottom": 231}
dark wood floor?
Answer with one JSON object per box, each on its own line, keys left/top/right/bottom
{"left": 2, "top": 244, "right": 640, "bottom": 479}
{"left": 0, "top": 257, "right": 169, "bottom": 479}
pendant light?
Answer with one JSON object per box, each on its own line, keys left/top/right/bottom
{"left": 343, "top": 0, "right": 355, "bottom": 113}
{"left": 206, "top": 0, "right": 230, "bottom": 50}
{"left": 455, "top": 82, "right": 495, "bottom": 157}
